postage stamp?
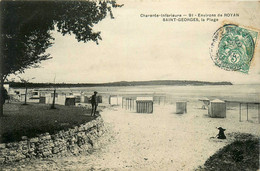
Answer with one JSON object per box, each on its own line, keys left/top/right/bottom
{"left": 210, "top": 24, "right": 258, "bottom": 73}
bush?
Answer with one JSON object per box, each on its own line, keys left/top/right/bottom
{"left": 198, "top": 133, "right": 259, "bottom": 171}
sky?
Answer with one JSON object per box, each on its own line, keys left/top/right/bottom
{"left": 8, "top": 0, "right": 260, "bottom": 84}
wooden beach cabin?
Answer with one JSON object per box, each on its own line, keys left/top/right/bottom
{"left": 39, "top": 96, "right": 46, "bottom": 104}
{"left": 31, "top": 90, "right": 40, "bottom": 99}
{"left": 176, "top": 101, "right": 187, "bottom": 114}
{"left": 109, "top": 95, "right": 118, "bottom": 105}
{"left": 136, "top": 97, "right": 153, "bottom": 113}
{"left": 65, "top": 97, "right": 76, "bottom": 106}
{"left": 82, "top": 96, "right": 90, "bottom": 103}
{"left": 109, "top": 95, "right": 123, "bottom": 105}
{"left": 97, "top": 95, "right": 102, "bottom": 103}
{"left": 122, "top": 97, "right": 136, "bottom": 110}
{"left": 208, "top": 99, "right": 226, "bottom": 118}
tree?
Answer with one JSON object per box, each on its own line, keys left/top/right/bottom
{"left": 50, "top": 75, "right": 57, "bottom": 109}
{"left": 0, "top": 1, "right": 123, "bottom": 116}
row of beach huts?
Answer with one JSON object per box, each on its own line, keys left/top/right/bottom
{"left": 10, "top": 89, "right": 225, "bottom": 117}
{"left": 5, "top": 86, "right": 249, "bottom": 121}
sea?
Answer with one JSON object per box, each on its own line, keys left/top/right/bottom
{"left": 11, "top": 84, "right": 260, "bottom": 105}
{"left": 30, "top": 84, "right": 260, "bottom": 102}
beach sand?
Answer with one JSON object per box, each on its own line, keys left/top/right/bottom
{"left": 2, "top": 101, "right": 259, "bottom": 171}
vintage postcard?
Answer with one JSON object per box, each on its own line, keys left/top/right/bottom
{"left": 1, "top": 0, "right": 260, "bottom": 170}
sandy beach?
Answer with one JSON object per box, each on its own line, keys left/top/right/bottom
{"left": 2, "top": 101, "right": 259, "bottom": 171}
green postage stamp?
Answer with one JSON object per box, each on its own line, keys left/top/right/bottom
{"left": 210, "top": 24, "right": 258, "bottom": 73}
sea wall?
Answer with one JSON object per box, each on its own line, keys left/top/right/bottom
{"left": 0, "top": 116, "right": 106, "bottom": 164}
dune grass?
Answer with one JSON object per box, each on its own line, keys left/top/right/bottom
{"left": 1, "top": 103, "right": 98, "bottom": 143}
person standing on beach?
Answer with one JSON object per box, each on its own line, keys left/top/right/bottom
{"left": 1, "top": 87, "right": 8, "bottom": 105}
{"left": 91, "top": 91, "right": 98, "bottom": 116}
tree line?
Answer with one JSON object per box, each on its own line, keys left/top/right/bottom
{"left": 7, "top": 80, "right": 233, "bottom": 89}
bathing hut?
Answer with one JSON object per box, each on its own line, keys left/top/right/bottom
{"left": 109, "top": 95, "right": 118, "bottom": 105}
{"left": 3, "top": 84, "right": 9, "bottom": 92}
{"left": 65, "top": 97, "right": 76, "bottom": 106}
{"left": 136, "top": 97, "right": 153, "bottom": 113}
{"left": 39, "top": 97, "right": 46, "bottom": 104}
{"left": 176, "top": 101, "right": 187, "bottom": 114}
{"left": 75, "top": 96, "right": 81, "bottom": 103}
{"left": 31, "top": 90, "right": 40, "bottom": 99}
{"left": 82, "top": 96, "right": 90, "bottom": 103}
{"left": 97, "top": 95, "right": 102, "bottom": 103}
{"left": 208, "top": 99, "right": 226, "bottom": 118}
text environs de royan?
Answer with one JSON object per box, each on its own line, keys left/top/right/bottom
{"left": 140, "top": 13, "right": 239, "bottom": 22}
{"left": 140, "top": 13, "right": 239, "bottom": 18}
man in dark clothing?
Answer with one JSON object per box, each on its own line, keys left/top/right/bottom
{"left": 1, "top": 87, "right": 8, "bottom": 105}
{"left": 91, "top": 91, "right": 98, "bottom": 116}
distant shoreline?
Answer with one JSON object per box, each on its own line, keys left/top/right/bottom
{"left": 7, "top": 80, "right": 233, "bottom": 88}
